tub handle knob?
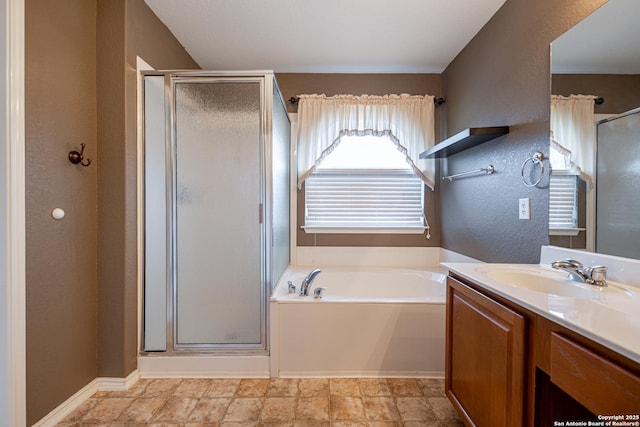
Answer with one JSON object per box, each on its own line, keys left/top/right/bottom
{"left": 287, "top": 281, "right": 297, "bottom": 294}
{"left": 313, "top": 287, "right": 326, "bottom": 299}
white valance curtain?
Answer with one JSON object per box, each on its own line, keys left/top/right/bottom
{"left": 550, "top": 94, "right": 597, "bottom": 186}
{"left": 296, "top": 94, "right": 436, "bottom": 190}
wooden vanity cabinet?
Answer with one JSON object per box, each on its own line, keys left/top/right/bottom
{"left": 535, "top": 319, "right": 640, "bottom": 418}
{"left": 447, "top": 273, "right": 640, "bottom": 426}
{"left": 446, "top": 276, "right": 528, "bottom": 427}
{"left": 549, "top": 333, "right": 640, "bottom": 415}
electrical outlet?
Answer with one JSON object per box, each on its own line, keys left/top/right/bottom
{"left": 519, "top": 198, "right": 530, "bottom": 220}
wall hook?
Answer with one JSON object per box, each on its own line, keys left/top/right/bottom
{"left": 68, "top": 143, "right": 92, "bottom": 167}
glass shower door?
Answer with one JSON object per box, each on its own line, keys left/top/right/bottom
{"left": 596, "top": 108, "right": 640, "bottom": 259}
{"left": 173, "top": 79, "right": 264, "bottom": 349}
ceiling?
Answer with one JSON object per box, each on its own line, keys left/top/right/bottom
{"left": 552, "top": 0, "right": 640, "bottom": 74}
{"left": 144, "top": 0, "right": 508, "bottom": 73}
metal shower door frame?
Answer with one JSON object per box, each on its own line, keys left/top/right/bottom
{"left": 141, "top": 71, "right": 277, "bottom": 355}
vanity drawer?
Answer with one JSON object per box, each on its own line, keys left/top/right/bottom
{"left": 550, "top": 333, "right": 640, "bottom": 415}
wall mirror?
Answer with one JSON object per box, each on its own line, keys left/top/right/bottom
{"left": 550, "top": 0, "right": 640, "bottom": 259}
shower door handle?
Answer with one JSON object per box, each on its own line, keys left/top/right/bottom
{"left": 259, "top": 203, "right": 264, "bottom": 224}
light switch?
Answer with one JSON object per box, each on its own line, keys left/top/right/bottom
{"left": 519, "top": 198, "right": 530, "bottom": 220}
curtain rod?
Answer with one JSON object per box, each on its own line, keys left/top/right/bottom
{"left": 288, "top": 96, "right": 446, "bottom": 106}
{"left": 289, "top": 96, "right": 601, "bottom": 106}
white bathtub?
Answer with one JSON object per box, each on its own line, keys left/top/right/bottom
{"left": 269, "top": 266, "right": 447, "bottom": 377}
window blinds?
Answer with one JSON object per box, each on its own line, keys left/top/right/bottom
{"left": 304, "top": 171, "right": 424, "bottom": 229}
{"left": 549, "top": 173, "right": 578, "bottom": 230}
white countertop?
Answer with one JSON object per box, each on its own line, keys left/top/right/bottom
{"left": 442, "top": 261, "right": 640, "bottom": 365}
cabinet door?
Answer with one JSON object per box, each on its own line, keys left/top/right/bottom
{"left": 446, "top": 277, "right": 527, "bottom": 427}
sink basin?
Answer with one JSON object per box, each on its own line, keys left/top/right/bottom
{"left": 469, "top": 264, "right": 639, "bottom": 316}
{"left": 474, "top": 265, "right": 601, "bottom": 299}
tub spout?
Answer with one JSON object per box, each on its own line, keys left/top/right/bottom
{"left": 300, "top": 268, "right": 322, "bottom": 296}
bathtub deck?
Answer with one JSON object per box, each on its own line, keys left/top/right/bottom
{"left": 56, "top": 377, "right": 464, "bottom": 425}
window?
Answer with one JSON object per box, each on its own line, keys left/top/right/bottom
{"left": 549, "top": 171, "right": 578, "bottom": 233}
{"left": 303, "top": 134, "right": 426, "bottom": 233}
{"left": 549, "top": 144, "right": 582, "bottom": 235}
{"left": 549, "top": 95, "right": 596, "bottom": 237}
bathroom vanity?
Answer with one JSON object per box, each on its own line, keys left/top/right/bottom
{"left": 443, "top": 249, "right": 640, "bottom": 426}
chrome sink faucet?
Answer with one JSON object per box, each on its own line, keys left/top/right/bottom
{"left": 551, "top": 259, "right": 608, "bottom": 287}
{"left": 300, "top": 268, "right": 322, "bottom": 296}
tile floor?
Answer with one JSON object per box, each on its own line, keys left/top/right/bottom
{"left": 57, "top": 377, "right": 464, "bottom": 426}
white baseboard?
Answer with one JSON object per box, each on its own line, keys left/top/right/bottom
{"left": 32, "top": 370, "right": 140, "bottom": 427}
{"left": 97, "top": 369, "right": 141, "bottom": 391}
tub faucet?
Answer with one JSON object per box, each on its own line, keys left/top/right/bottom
{"left": 300, "top": 268, "right": 322, "bottom": 296}
{"left": 551, "top": 259, "right": 608, "bottom": 287}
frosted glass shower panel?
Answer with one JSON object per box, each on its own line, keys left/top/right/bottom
{"left": 596, "top": 110, "right": 640, "bottom": 259}
{"left": 143, "top": 75, "right": 168, "bottom": 351}
{"left": 271, "top": 85, "right": 290, "bottom": 289}
{"left": 174, "top": 81, "right": 263, "bottom": 345}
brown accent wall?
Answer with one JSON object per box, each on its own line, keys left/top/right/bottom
{"left": 276, "top": 73, "right": 442, "bottom": 247}
{"left": 439, "top": 0, "right": 607, "bottom": 263}
{"left": 95, "top": 0, "right": 127, "bottom": 380}
{"left": 25, "top": 1, "right": 98, "bottom": 423}
{"left": 96, "top": 0, "right": 199, "bottom": 378}
{"left": 552, "top": 74, "right": 640, "bottom": 115}
{"left": 25, "top": 0, "right": 198, "bottom": 422}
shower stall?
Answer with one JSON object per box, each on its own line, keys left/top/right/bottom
{"left": 596, "top": 107, "right": 640, "bottom": 259}
{"left": 142, "top": 71, "right": 290, "bottom": 354}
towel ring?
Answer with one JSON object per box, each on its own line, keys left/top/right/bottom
{"left": 521, "top": 152, "right": 544, "bottom": 187}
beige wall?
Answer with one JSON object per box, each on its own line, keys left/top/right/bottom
{"left": 276, "top": 73, "right": 442, "bottom": 247}
{"left": 25, "top": 0, "right": 198, "bottom": 422}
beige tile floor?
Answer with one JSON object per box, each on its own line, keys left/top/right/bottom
{"left": 57, "top": 377, "right": 464, "bottom": 426}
